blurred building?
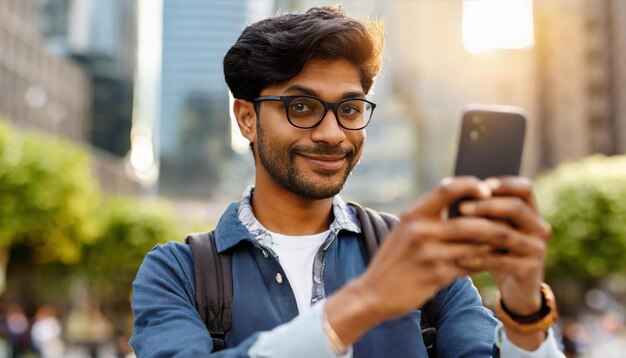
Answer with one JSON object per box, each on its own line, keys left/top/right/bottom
{"left": 157, "top": 1, "right": 275, "bottom": 198}
{"left": 385, "top": 1, "right": 541, "bottom": 192}
{"left": 0, "top": 0, "right": 89, "bottom": 142}
{"left": 0, "top": 0, "right": 140, "bottom": 194}
{"left": 32, "top": 0, "right": 138, "bottom": 158}
{"left": 385, "top": 0, "right": 626, "bottom": 196}
{"left": 535, "top": 0, "right": 626, "bottom": 167}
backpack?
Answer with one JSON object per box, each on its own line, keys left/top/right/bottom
{"left": 185, "top": 202, "right": 439, "bottom": 356}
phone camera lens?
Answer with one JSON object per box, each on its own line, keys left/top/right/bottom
{"left": 469, "top": 130, "right": 480, "bottom": 141}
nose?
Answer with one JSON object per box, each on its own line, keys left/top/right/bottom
{"left": 310, "top": 108, "right": 346, "bottom": 145}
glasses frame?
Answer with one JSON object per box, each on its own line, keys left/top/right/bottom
{"left": 253, "top": 95, "right": 376, "bottom": 130}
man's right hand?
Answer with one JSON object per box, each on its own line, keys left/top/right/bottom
{"left": 325, "top": 176, "right": 498, "bottom": 346}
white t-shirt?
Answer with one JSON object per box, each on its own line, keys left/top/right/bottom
{"left": 268, "top": 230, "right": 330, "bottom": 314}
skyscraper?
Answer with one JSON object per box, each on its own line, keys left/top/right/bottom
{"left": 157, "top": 1, "right": 272, "bottom": 197}
{"left": 32, "top": 0, "right": 138, "bottom": 158}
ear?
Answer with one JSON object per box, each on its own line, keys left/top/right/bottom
{"left": 233, "top": 99, "right": 257, "bottom": 144}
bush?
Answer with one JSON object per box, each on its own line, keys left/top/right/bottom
{"left": 0, "top": 121, "right": 99, "bottom": 264}
{"left": 535, "top": 155, "right": 626, "bottom": 282}
{"left": 0, "top": 119, "right": 183, "bottom": 331}
{"left": 84, "top": 196, "right": 179, "bottom": 284}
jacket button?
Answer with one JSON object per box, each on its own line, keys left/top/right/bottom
{"left": 261, "top": 250, "right": 269, "bottom": 258}
{"left": 275, "top": 273, "right": 283, "bottom": 284}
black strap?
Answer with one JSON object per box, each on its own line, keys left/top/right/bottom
{"left": 187, "top": 203, "right": 438, "bottom": 355}
{"left": 348, "top": 202, "right": 438, "bottom": 357}
{"left": 186, "top": 232, "right": 232, "bottom": 351}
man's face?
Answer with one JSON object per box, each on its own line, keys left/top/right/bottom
{"left": 254, "top": 58, "right": 367, "bottom": 200}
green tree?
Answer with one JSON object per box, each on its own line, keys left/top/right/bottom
{"left": 535, "top": 155, "right": 626, "bottom": 282}
{"left": 77, "top": 197, "right": 179, "bottom": 331}
{"left": 0, "top": 119, "right": 184, "bottom": 332}
{"left": 0, "top": 120, "right": 99, "bottom": 293}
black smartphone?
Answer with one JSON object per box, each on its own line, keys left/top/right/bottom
{"left": 448, "top": 105, "right": 527, "bottom": 218}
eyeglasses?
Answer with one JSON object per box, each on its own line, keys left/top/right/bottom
{"left": 253, "top": 95, "right": 376, "bottom": 130}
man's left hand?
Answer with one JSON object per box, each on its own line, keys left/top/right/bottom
{"left": 457, "top": 176, "right": 552, "bottom": 317}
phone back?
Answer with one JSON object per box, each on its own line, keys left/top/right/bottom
{"left": 454, "top": 108, "right": 526, "bottom": 178}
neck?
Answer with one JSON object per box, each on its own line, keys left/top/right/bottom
{"left": 251, "top": 178, "right": 334, "bottom": 236}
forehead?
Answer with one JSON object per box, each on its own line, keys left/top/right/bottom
{"left": 264, "top": 58, "right": 364, "bottom": 99}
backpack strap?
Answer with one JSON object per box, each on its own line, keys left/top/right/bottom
{"left": 348, "top": 201, "right": 438, "bottom": 357}
{"left": 187, "top": 204, "right": 438, "bottom": 354}
{"left": 185, "top": 231, "right": 233, "bottom": 352}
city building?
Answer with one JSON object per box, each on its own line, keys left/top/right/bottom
{"left": 0, "top": 0, "right": 89, "bottom": 143}
{"left": 31, "top": 0, "right": 138, "bottom": 158}
{"left": 156, "top": 1, "right": 273, "bottom": 198}
{"left": 534, "top": 0, "right": 626, "bottom": 167}
{"left": 0, "top": 0, "right": 140, "bottom": 194}
{"left": 385, "top": 0, "right": 626, "bottom": 192}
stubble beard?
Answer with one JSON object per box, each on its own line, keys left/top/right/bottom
{"left": 256, "top": 123, "right": 358, "bottom": 200}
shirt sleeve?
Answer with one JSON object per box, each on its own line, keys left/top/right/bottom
{"left": 247, "top": 299, "right": 352, "bottom": 358}
{"left": 497, "top": 322, "right": 566, "bottom": 358}
{"left": 130, "top": 242, "right": 345, "bottom": 358}
{"left": 433, "top": 277, "right": 500, "bottom": 356}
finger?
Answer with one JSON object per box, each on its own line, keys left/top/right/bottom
{"left": 424, "top": 260, "right": 477, "bottom": 285}
{"left": 484, "top": 176, "right": 538, "bottom": 212}
{"left": 402, "top": 176, "right": 491, "bottom": 220}
{"left": 416, "top": 241, "right": 492, "bottom": 263}
{"left": 459, "top": 197, "right": 552, "bottom": 238}
{"left": 441, "top": 217, "right": 546, "bottom": 256}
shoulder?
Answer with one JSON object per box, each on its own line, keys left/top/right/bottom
{"left": 133, "top": 241, "right": 195, "bottom": 293}
{"left": 144, "top": 241, "right": 193, "bottom": 268}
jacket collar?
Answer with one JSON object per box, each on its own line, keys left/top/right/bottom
{"left": 213, "top": 186, "right": 361, "bottom": 253}
{"left": 213, "top": 201, "right": 256, "bottom": 253}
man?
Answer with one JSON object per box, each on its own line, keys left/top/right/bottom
{"left": 131, "top": 6, "right": 563, "bottom": 357}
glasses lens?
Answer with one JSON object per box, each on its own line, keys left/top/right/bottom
{"left": 287, "top": 97, "right": 324, "bottom": 128}
{"left": 337, "top": 99, "right": 372, "bottom": 129}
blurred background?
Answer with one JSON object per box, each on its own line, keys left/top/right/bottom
{"left": 0, "top": 0, "right": 625, "bottom": 356}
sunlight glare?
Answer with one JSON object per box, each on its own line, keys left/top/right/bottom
{"left": 462, "top": 0, "right": 534, "bottom": 54}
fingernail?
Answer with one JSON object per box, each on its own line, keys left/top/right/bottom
{"left": 477, "top": 182, "right": 492, "bottom": 198}
{"left": 440, "top": 177, "right": 453, "bottom": 186}
{"left": 485, "top": 178, "right": 501, "bottom": 191}
{"left": 460, "top": 202, "right": 476, "bottom": 215}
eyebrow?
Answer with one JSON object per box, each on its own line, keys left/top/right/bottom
{"left": 282, "top": 85, "right": 365, "bottom": 100}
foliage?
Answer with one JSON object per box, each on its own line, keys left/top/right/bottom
{"left": 535, "top": 155, "right": 626, "bottom": 282}
{"left": 83, "top": 196, "right": 179, "bottom": 285}
{"left": 0, "top": 121, "right": 99, "bottom": 264}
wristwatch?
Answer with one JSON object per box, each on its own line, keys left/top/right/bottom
{"left": 496, "top": 283, "right": 559, "bottom": 333}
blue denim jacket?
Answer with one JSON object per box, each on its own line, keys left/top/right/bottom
{"left": 130, "top": 200, "right": 499, "bottom": 357}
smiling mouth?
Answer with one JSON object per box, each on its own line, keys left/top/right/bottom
{"left": 298, "top": 154, "right": 346, "bottom": 170}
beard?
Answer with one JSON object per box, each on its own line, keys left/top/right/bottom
{"left": 256, "top": 123, "right": 359, "bottom": 200}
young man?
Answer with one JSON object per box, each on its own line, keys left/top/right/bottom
{"left": 131, "top": 6, "right": 563, "bottom": 357}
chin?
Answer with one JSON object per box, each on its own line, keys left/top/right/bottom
{"left": 291, "top": 176, "right": 347, "bottom": 200}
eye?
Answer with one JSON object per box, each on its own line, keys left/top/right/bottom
{"left": 291, "top": 102, "right": 312, "bottom": 113}
{"left": 339, "top": 104, "right": 360, "bottom": 116}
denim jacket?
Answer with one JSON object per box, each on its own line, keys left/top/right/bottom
{"left": 132, "top": 195, "right": 566, "bottom": 357}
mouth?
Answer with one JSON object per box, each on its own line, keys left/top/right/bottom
{"left": 297, "top": 153, "right": 346, "bottom": 171}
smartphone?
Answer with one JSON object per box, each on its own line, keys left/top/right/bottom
{"left": 448, "top": 105, "right": 527, "bottom": 217}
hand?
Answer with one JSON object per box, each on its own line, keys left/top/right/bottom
{"left": 458, "top": 177, "right": 551, "bottom": 315}
{"left": 457, "top": 176, "right": 552, "bottom": 350}
{"left": 326, "top": 176, "right": 499, "bottom": 345}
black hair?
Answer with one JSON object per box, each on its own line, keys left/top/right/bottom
{"left": 223, "top": 5, "right": 383, "bottom": 101}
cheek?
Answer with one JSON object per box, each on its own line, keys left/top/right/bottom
{"left": 351, "top": 131, "right": 366, "bottom": 155}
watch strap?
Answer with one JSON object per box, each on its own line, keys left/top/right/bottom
{"left": 496, "top": 283, "right": 559, "bottom": 333}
